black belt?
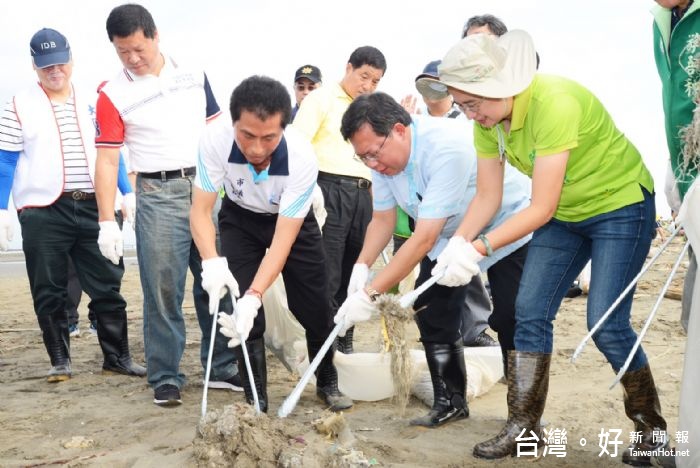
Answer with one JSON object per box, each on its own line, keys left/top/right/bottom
{"left": 140, "top": 166, "right": 196, "bottom": 181}
{"left": 61, "top": 191, "right": 95, "bottom": 201}
{"left": 318, "top": 171, "right": 371, "bottom": 189}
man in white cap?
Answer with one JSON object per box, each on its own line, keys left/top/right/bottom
{"left": 0, "top": 27, "right": 145, "bottom": 382}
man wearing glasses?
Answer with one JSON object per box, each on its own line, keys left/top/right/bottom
{"left": 290, "top": 64, "right": 322, "bottom": 123}
{"left": 334, "top": 92, "right": 531, "bottom": 428}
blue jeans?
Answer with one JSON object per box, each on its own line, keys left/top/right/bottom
{"left": 135, "top": 175, "right": 235, "bottom": 389}
{"left": 514, "top": 187, "right": 656, "bottom": 372}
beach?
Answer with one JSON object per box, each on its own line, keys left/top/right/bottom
{"left": 0, "top": 235, "right": 690, "bottom": 467}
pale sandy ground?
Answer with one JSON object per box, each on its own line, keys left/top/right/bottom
{"left": 0, "top": 236, "right": 690, "bottom": 467}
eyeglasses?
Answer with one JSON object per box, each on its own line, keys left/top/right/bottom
{"left": 295, "top": 83, "right": 318, "bottom": 92}
{"left": 455, "top": 96, "right": 486, "bottom": 114}
{"left": 354, "top": 133, "right": 390, "bottom": 164}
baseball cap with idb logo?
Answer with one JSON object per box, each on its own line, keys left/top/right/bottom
{"left": 30, "top": 28, "right": 71, "bottom": 69}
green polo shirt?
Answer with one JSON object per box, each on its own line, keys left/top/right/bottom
{"left": 474, "top": 74, "right": 654, "bottom": 222}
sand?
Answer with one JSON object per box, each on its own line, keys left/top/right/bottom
{"left": 0, "top": 236, "right": 690, "bottom": 467}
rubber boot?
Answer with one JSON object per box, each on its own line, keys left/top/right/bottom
{"left": 233, "top": 337, "right": 268, "bottom": 413}
{"left": 336, "top": 326, "right": 354, "bottom": 354}
{"left": 410, "top": 341, "right": 469, "bottom": 427}
{"left": 37, "top": 314, "right": 72, "bottom": 382}
{"left": 620, "top": 364, "right": 669, "bottom": 466}
{"left": 473, "top": 351, "right": 551, "bottom": 459}
{"left": 95, "top": 311, "right": 146, "bottom": 377}
{"left": 308, "top": 338, "right": 353, "bottom": 411}
{"left": 501, "top": 348, "right": 509, "bottom": 380}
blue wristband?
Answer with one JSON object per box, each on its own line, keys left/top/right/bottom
{"left": 478, "top": 234, "right": 493, "bottom": 257}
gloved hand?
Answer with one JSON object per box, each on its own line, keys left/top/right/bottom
{"left": 217, "top": 312, "right": 240, "bottom": 348}
{"left": 346, "top": 263, "right": 369, "bottom": 296}
{"left": 98, "top": 221, "right": 123, "bottom": 265}
{"left": 0, "top": 209, "right": 14, "bottom": 251}
{"left": 311, "top": 184, "right": 327, "bottom": 230}
{"left": 334, "top": 289, "right": 377, "bottom": 337}
{"left": 201, "top": 257, "right": 240, "bottom": 315}
{"left": 233, "top": 294, "right": 262, "bottom": 343}
{"left": 122, "top": 192, "right": 136, "bottom": 227}
{"left": 432, "top": 236, "right": 483, "bottom": 287}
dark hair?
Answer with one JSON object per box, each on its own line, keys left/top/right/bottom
{"left": 462, "top": 14, "right": 508, "bottom": 38}
{"left": 348, "top": 46, "right": 387, "bottom": 74}
{"left": 230, "top": 76, "right": 291, "bottom": 128}
{"left": 341, "top": 92, "right": 411, "bottom": 141}
{"left": 106, "top": 4, "right": 157, "bottom": 41}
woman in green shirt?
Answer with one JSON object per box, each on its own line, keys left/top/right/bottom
{"left": 422, "top": 30, "right": 667, "bottom": 465}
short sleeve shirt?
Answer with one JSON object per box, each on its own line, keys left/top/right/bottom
{"left": 95, "top": 55, "right": 220, "bottom": 172}
{"left": 474, "top": 74, "right": 654, "bottom": 222}
{"left": 291, "top": 82, "right": 370, "bottom": 179}
{"left": 196, "top": 118, "right": 317, "bottom": 218}
{"left": 373, "top": 115, "right": 531, "bottom": 266}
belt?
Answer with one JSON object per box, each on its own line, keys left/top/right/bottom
{"left": 140, "top": 166, "right": 196, "bottom": 181}
{"left": 61, "top": 191, "right": 96, "bottom": 201}
{"left": 318, "top": 171, "right": 371, "bottom": 189}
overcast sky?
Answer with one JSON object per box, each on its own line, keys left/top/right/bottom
{"left": 0, "top": 0, "right": 669, "bottom": 250}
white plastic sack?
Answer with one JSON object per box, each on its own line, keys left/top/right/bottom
{"left": 333, "top": 346, "right": 503, "bottom": 404}
{"left": 579, "top": 260, "right": 591, "bottom": 294}
{"left": 675, "top": 178, "right": 700, "bottom": 468}
{"left": 260, "top": 190, "right": 326, "bottom": 373}
{"left": 262, "top": 276, "right": 307, "bottom": 373}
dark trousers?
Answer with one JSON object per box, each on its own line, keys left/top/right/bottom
{"left": 218, "top": 198, "right": 333, "bottom": 341}
{"left": 413, "top": 244, "right": 528, "bottom": 346}
{"left": 20, "top": 197, "right": 126, "bottom": 325}
{"left": 414, "top": 256, "right": 470, "bottom": 344}
{"left": 65, "top": 257, "right": 82, "bottom": 326}
{"left": 486, "top": 243, "right": 529, "bottom": 353}
{"left": 66, "top": 212, "right": 123, "bottom": 326}
{"left": 317, "top": 173, "right": 372, "bottom": 314}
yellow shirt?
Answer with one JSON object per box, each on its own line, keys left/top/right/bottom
{"left": 291, "top": 82, "right": 370, "bottom": 179}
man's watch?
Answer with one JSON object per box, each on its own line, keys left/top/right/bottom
{"left": 364, "top": 286, "right": 381, "bottom": 302}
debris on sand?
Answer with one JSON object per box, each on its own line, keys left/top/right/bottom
{"left": 312, "top": 410, "right": 355, "bottom": 447}
{"left": 62, "top": 436, "right": 95, "bottom": 449}
{"left": 194, "top": 403, "right": 373, "bottom": 467}
{"left": 375, "top": 294, "right": 413, "bottom": 415}
{"left": 194, "top": 403, "right": 296, "bottom": 467}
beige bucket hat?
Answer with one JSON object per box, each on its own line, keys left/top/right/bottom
{"left": 420, "top": 30, "right": 537, "bottom": 100}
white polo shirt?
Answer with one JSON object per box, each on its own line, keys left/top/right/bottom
{"left": 95, "top": 54, "right": 221, "bottom": 173}
{"left": 196, "top": 118, "right": 317, "bottom": 218}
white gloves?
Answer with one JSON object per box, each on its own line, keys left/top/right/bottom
{"left": 311, "top": 184, "right": 327, "bottom": 230}
{"left": 201, "top": 257, "right": 240, "bottom": 315}
{"left": 432, "top": 236, "right": 483, "bottom": 287}
{"left": 346, "top": 263, "right": 369, "bottom": 296}
{"left": 98, "top": 221, "right": 123, "bottom": 265}
{"left": 122, "top": 192, "right": 136, "bottom": 227}
{"left": 334, "top": 289, "right": 376, "bottom": 337}
{"left": 0, "top": 209, "right": 13, "bottom": 251}
{"left": 218, "top": 294, "right": 262, "bottom": 347}
{"left": 217, "top": 312, "right": 240, "bottom": 348}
